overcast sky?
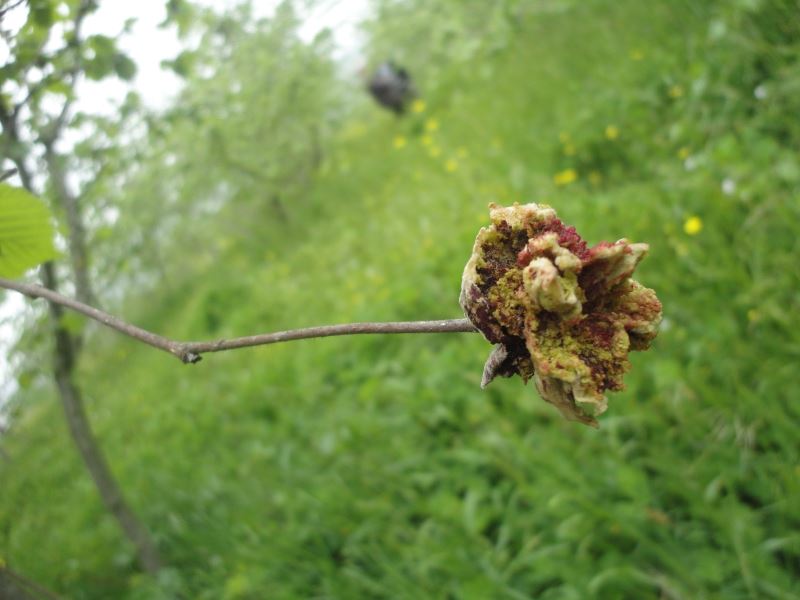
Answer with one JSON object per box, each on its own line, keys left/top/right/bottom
{"left": 0, "top": 0, "right": 370, "bottom": 415}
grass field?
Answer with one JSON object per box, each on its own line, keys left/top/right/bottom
{"left": 2, "top": 0, "right": 799, "bottom": 598}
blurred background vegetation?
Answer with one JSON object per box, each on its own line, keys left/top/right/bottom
{"left": 1, "top": 0, "right": 799, "bottom": 597}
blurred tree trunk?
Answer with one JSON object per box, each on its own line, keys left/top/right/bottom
{"left": 42, "top": 260, "right": 163, "bottom": 575}
{"left": 0, "top": 0, "right": 163, "bottom": 575}
{"left": 1, "top": 122, "right": 163, "bottom": 576}
{"left": 42, "top": 134, "right": 163, "bottom": 573}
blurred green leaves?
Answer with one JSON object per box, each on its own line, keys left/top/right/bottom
{"left": 0, "top": 183, "right": 55, "bottom": 277}
{"left": 1, "top": 0, "right": 800, "bottom": 598}
{"left": 84, "top": 35, "right": 137, "bottom": 81}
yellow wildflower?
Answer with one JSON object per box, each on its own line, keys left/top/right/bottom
{"left": 456, "top": 146, "right": 469, "bottom": 159}
{"left": 393, "top": 136, "right": 407, "bottom": 149}
{"left": 421, "top": 134, "right": 434, "bottom": 147}
{"left": 411, "top": 99, "right": 426, "bottom": 113}
{"left": 630, "top": 49, "right": 644, "bottom": 61}
{"left": 445, "top": 159, "right": 458, "bottom": 172}
{"left": 554, "top": 168, "right": 578, "bottom": 186}
{"left": 668, "top": 84, "right": 684, "bottom": 99}
{"left": 605, "top": 125, "right": 620, "bottom": 140}
{"left": 563, "top": 143, "right": 576, "bottom": 156}
{"left": 425, "top": 118, "right": 439, "bottom": 132}
{"left": 677, "top": 147, "right": 690, "bottom": 160}
{"left": 683, "top": 215, "right": 703, "bottom": 235}
{"left": 429, "top": 146, "right": 442, "bottom": 158}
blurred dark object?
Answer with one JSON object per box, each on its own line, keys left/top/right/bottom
{"left": 367, "top": 61, "right": 415, "bottom": 115}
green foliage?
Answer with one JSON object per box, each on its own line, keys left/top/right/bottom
{"left": 95, "top": 1, "right": 346, "bottom": 283}
{"left": 0, "top": 184, "right": 55, "bottom": 277}
{"left": 112, "top": 53, "right": 137, "bottom": 82}
{"left": 161, "top": 0, "right": 197, "bottom": 37}
{"left": 0, "top": 0, "right": 136, "bottom": 113}
{"left": 2, "top": 0, "right": 800, "bottom": 598}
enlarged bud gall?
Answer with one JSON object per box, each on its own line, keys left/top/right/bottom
{"left": 460, "top": 203, "right": 662, "bottom": 427}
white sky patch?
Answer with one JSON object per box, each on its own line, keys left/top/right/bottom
{"left": 0, "top": 0, "right": 370, "bottom": 413}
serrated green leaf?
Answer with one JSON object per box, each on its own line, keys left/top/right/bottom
{"left": 44, "top": 78, "right": 72, "bottom": 97}
{"left": 87, "top": 34, "right": 115, "bottom": 56}
{"left": 84, "top": 34, "right": 117, "bottom": 80}
{"left": 161, "top": 50, "right": 195, "bottom": 78}
{"left": 84, "top": 56, "right": 114, "bottom": 81}
{"left": 113, "top": 52, "right": 137, "bottom": 81}
{"left": 0, "top": 184, "right": 56, "bottom": 278}
{"left": 30, "top": 0, "right": 54, "bottom": 28}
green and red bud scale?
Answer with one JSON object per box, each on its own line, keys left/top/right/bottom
{"left": 461, "top": 203, "right": 662, "bottom": 427}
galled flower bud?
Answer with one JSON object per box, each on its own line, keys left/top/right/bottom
{"left": 460, "top": 202, "right": 662, "bottom": 427}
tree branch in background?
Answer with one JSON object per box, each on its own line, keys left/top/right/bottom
{"left": 37, "top": 0, "right": 96, "bottom": 307}
{"left": 0, "top": 277, "right": 477, "bottom": 364}
{"left": 1, "top": 2, "right": 164, "bottom": 571}
{"left": 37, "top": 265, "right": 165, "bottom": 574}
{"left": 0, "top": 561, "right": 63, "bottom": 600}
{"left": 42, "top": 144, "right": 97, "bottom": 307}
{"left": 0, "top": 0, "right": 26, "bottom": 22}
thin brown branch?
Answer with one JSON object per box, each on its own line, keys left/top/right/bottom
{"left": 0, "top": 277, "right": 478, "bottom": 364}
{"left": 37, "top": 0, "right": 92, "bottom": 144}
{"left": 0, "top": 0, "right": 26, "bottom": 21}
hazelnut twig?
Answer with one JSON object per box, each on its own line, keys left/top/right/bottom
{"left": 0, "top": 276, "right": 477, "bottom": 364}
